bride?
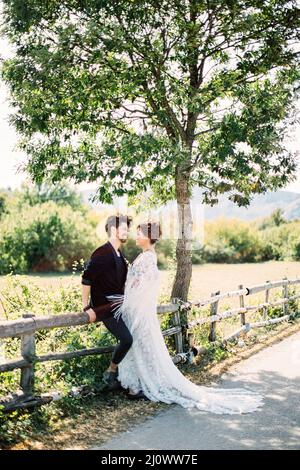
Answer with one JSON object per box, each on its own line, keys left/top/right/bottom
{"left": 106, "top": 222, "right": 264, "bottom": 414}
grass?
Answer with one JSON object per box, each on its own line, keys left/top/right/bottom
{"left": 0, "top": 260, "right": 299, "bottom": 450}
{"left": 1, "top": 259, "right": 299, "bottom": 299}
{"left": 2, "top": 260, "right": 299, "bottom": 336}
{"left": 4, "top": 319, "right": 300, "bottom": 450}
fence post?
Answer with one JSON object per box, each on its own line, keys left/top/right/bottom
{"left": 209, "top": 290, "right": 220, "bottom": 342}
{"left": 239, "top": 284, "right": 246, "bottom": 326}
{"left": 20, "top": 314, "right": 36, "bottom": 397}
{"left": 172, "top": 298, "right": 184, "bottom": 354}
{"left": 263, "top": 280, "right": 270, "bottom": 321}
{"left": 282, "top": 277, "right": 289, "bottom": 316}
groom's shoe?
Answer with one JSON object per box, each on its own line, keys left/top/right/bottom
{"left": 127, "top": 390, "right": 150, "bottom": 401}
{"left": 102, "top": 369, "right": 122, "bottom": 391}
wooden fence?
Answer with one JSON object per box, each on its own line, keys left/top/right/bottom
{"left": 0, "top": 276, "right": 299, "bottom": 412}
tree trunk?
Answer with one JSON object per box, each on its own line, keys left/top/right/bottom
{"left": 171, "top": 172, "right": 193, "bottom": 302}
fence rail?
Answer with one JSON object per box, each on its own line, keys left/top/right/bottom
{"left": 0, "top": 276, "right": 299, "bottom": 412}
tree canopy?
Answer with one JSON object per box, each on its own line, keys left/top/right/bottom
{"left": 2, "top": 0, "right": 299, "bottom": 206}
{"left": 2, "top": 0, "right": 300, "bottom": 299}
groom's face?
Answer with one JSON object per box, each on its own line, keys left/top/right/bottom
{"left": 117, "top": 222, "right": 129, "bottom": 244}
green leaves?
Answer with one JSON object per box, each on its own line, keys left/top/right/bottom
{"left": 1, "top": 0, "right": 299, "bottom": 206}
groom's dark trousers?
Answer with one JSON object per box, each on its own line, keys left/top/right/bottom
{"left": 81, "top": 241, "right": 133, "bottom": 365}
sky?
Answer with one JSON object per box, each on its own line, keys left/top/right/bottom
{"left": 0, "top": 37, "right": 299, "bottom": 194}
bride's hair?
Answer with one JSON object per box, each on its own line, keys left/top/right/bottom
{"left": 137, "top": 222, "right": 162, "bottom": 244}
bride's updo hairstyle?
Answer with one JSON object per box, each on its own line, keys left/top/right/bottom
{"left": 137, "top": 222, "right": 162, "bottom": 245}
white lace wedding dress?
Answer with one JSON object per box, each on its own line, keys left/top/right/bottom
{"left": 106, "top": 250, "right": 264, "bottom": 414}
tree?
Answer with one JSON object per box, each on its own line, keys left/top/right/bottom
{"left": 1, "top": 0, "right": 300, "bottom": 300}
{"left": 0, "top": 194, "right": 7, "bottom": 218}
{"left": 20, "top": 181, "right": 86, "bottom": 212}
{"left": 259, "top": 207, "right": 287, "bottom": 229}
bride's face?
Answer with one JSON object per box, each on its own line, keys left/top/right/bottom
{"left": 135, "top": 228, "right": 151, "bottom": 249}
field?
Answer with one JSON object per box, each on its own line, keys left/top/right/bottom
{"left": 1, "top": 261, "right": 299, "bottom": 336}
{"left": 1, "top": 259, "right": 299, "bottom": 302}
{"left": 0, "top": 261, "right": 299, "bottom": 450}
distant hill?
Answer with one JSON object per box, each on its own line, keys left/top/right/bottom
{"left": 81, "top": 188, "right": 300, "bottom": 221}
{"left": 192, "top": 187, "right": 300, "bottom": 221}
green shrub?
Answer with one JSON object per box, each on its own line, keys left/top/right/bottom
{"left": 203, "top": 218, "right": 263, "bottom": 263}
{"left": 260, "top": 221, "right": 300, "bottom": 261}
{"left": 0, "top": 202, "right": 96, "bottom": 274}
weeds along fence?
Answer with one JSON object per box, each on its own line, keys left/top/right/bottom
{"left": 0, "top": 276, "right": 299, "bottom": 412}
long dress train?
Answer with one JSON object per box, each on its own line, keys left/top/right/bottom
{"left": 106, "top": 250, "right": 264, "bottom": 414}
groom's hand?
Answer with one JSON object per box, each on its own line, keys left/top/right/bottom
{"left": 85, "top": 308, "right": 97, "bottom": 323}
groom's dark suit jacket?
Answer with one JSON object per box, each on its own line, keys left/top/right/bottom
{"left": 81, "top": 241, "right": 129, "bottom": 321}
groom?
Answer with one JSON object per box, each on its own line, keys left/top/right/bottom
{"left": 81, "top": 214, "right": 133, "bottom": 391}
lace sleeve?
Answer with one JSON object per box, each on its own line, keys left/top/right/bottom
{"left": 106, "top": 251, "right": 159, "bottom": 322}
{"left": 126, "top": 251, "right": 158, "bottom": 291}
